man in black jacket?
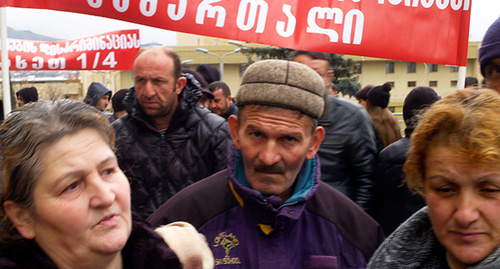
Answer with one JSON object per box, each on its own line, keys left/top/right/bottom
{"left": 291, "top": 50, "right": 378, "bottom": 211}
{"left": 113, "top": 46, "right": 231, "bottom": 219}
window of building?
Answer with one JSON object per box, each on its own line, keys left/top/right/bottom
{"left": 450, "top": 66, "right": 459, "bottom": 72}
{"left": 429, "top": 64, "right": 438, "bottom": 72}
{"left": 387, "top": 81, "right": 395, "bottom": 88}
{"left": 386, "top": 62, "right": 394, "bottom": 74}
{"left": 408, "top": 81, "right": 416, "bottom": 87}
{"left": 429, "top": 81, "right": 438, "bottom": 87}
{"left": 451, "top": 80, "right": 458, "bottom": 87}
{"left": 407, "top": 62, "right": 416, "bottom": 73}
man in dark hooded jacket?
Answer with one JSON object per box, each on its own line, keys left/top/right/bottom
{"left": 113, "top": 46, "right": 231, "bottom": 219}
{"left": 16, "top": 86, "right": 38, "bottom": 107}
{"left": 84, "top": 81, "right": 111, "bottom": 111}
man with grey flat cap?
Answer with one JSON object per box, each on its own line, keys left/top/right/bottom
{"left": 148, "top": 59, "right": 384, "bottom": 268}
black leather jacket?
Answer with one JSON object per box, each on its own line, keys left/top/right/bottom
{"left": 113, "top": 74, "right": 231, "bottom": 219}
{"left": 318, "top": 96, "right": 378, "bottom": 211}
{"left": 371, "top": 132, "right": 425, "bottom": 236}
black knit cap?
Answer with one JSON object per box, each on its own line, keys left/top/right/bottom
{"left": 367, "top": 82, "right": 391, "bottom": 108}
{"left": 403, "top": 87, "right": 441, "bottom": 124}
{"left": 479, "top": 16, "right": 500, "bottom": 77}
{"left": 111, "top": 88, "right": 129, "bottom": 112}
{"left": 355, "top": 85, "right": 373, "bottom": 101}
{"left": 196, "top": 64, "right": 220, "bottom": 84}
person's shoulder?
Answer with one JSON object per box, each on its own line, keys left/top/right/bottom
{"left": 0, "top": 239, "right": 53, "bottom": 268}
{"left": 190, "top": 106, "right": 227, "bottom": 127}
{"left": 378, "top": 137, "right": 409, "bottom": 163}
{"left": 112, "top": 114, "right": 131, "bottom": 132}
{"left": 147, "top": 169, "right": 237, "bottom": 229}
{"left": 329, "top": 97, "right": 371, "bottom": 121}
{"left": 331, "top": 97, "right": 364, "bottom": 111}
{"left": 368, "top": 207, "right": 435, "bottom": 268}
{"left": 308, "top": 181, "right": 375, "bottom": 221}
{"left": 307, "top": 181, "right": 385, "bottom": 258}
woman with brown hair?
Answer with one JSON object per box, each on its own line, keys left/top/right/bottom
{"left": 369, "top": 88, "right": 500, "bottom": 268}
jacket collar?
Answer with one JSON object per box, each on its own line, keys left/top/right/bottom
{"left": 227, "top": 145, "right": 320, "bottom": 210}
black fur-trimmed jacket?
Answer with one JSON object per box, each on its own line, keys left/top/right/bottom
{"left": 0, "top": 219, "right": 180, "bottom": 268}
{"left": 113, "top": 74, "right": 231, "bottom": 219}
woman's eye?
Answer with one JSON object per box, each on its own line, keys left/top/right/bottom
{"left": 435, "top": 187, "right": 454, "bottom": 194}
{"left": 101, "top": 168, "right": 115, "bottom": 177}
{"left": 62, "top": 181, "right": 80, "bottom": 193}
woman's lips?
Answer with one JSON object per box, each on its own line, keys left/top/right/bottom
{"left": 451, "top": 230, "right": 482, "bottom": 242}
{"left": 97, "top": 214, "right": 119, "bottom": 228}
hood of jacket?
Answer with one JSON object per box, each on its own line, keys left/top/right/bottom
{"left": 122, "top": 72, "right": 203, "bottom": 129}
{"left": 84, "top": 82, "right": 111, "bottom": 106}
{"left": 16, "top": 86, "right": 38, "bottom": 103}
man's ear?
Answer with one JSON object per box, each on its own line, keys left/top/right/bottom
{"left": 306, "top": 126, "right": 325, "bottom": 160}
{"left": 3, "top": 201, "right": 35, "bottom": 239}
{"left": 176, "top": 76, "right": 187, "bottom": 95}
{"left": 228, "top": 115, "right": 241, "bottom": 149}
{"left": 326, "top": 70, "right": 334, "bottom": 81}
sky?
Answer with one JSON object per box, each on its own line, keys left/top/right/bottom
{"left": 3, "top": 0, "right": 500, "bottom": 45}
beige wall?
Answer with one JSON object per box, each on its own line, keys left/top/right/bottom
{"left": 8, "top": 80, "right": 82, "bottom": 103}
{"left": 347, "top": 42, "right": 482, "bottom": 104}
{"left": 80, "top": 70, "right": 123, "bottom": 99}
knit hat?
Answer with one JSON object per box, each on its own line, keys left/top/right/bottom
{"left": 16, "top": 86, "right": 39, "bottom": 103}
{"left": 111, "top": 88, "right": 129, "bottom": 112}
{"left": 403, "top": 87, "right": 441, "bottom": 125}
{"left": 355, "top": 85, "right": 373, "bottom": 101}
{"left": 479, "top": 16, "right": 500, "bottom": 77}
{"left": 196, "top": 64, "right": 220, "bottom": 84}
{"left": 367, "top": 82, "right": 391, "bottom": 108}
{"left": 182, "top": 68, "right": 214, "bottom": 99}
{"left": 236, "top": 60, "right": 326, "bottom": 119}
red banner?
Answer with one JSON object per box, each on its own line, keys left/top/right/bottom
{"left": 0, "top": 0, "right": 471, "bottom": 66}
{"left": 0, "top": 29, "right": 140, "bottom": 70}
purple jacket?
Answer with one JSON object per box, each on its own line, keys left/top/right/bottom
{"left": 148, "top": 147, "right": 384, "bottom": 268}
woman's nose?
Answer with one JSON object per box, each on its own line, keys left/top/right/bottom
{"left": 89, "top": 175, "right": 115, "bottom": 208}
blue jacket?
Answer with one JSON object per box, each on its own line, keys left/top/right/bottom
{"left": 148, "top": 146, "right": 384, "bottom": 268}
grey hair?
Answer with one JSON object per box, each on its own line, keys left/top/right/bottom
{"left": 0, "top": 100, "right": 115, "bottom": 242}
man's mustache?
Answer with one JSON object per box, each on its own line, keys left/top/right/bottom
{"left": 253, "top": 163, "right": 285, "bottom": 174}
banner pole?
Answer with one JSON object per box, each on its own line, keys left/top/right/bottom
{"left": 457, "top": 66, "right": 466, "bottom": 90}
{"left": 1, "top": 7, "right": 11, "bottom": 117}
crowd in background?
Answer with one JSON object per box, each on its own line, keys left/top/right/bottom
{"left": 0, "top": 15, "right": 499, "bottom": 269}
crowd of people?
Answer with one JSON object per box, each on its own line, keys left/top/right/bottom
{"left": 0, "top": 16, "right": 499, "bottom": 269}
